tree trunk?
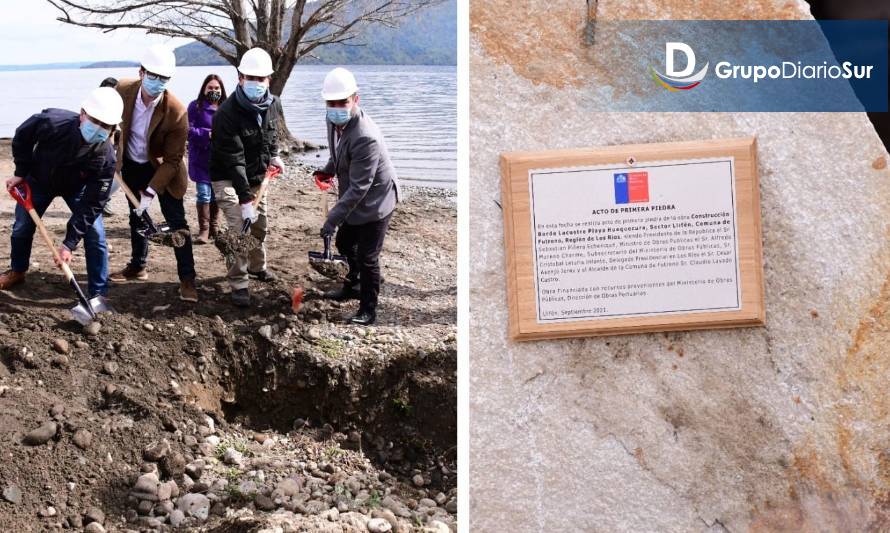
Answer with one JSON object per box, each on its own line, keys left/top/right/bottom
{"left": 276, "top": 120, "right": 324, "bottom": 154}
{"left": 269, "top": 58, "right": 324, "bottom": 154}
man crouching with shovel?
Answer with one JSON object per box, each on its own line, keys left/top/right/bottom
{"left": 0, "top": 87, "right": 123, "bottom": 306}
{"left": 209, "top": 48, "right": 285, "bottom": 308}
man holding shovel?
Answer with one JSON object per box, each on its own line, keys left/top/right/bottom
{"left": 0, "top": 87, "right": 123, "bottom": 300}
{"left": 317, "top": 68, "right": 400, "bottom": 326}
{"left": 209, "top": 47, "right": 285, "bottom": 307}
{"left": 109, "top": 45, "right": 198, "bottom": 302}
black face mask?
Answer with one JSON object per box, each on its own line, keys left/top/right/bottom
{"left": 207, "top": 90, "right": 222, "bottom": 102}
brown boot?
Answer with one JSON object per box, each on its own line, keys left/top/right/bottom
{"left": 110, "top": 265, "right": 148, "bottom": 282}
{"left": 209, "top": 201, "right": 221, "bottom": 240}
{"left": 179, "top": 279, "right": 198, "bottom": 302}
{"left": 194, "top": 203, "right": 211, "bottom": 244}
{"left": 0, "top": 270, "right": 25, "bottom": 290}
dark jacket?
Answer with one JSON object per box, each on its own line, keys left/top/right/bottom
{"left": 187, "top": 99, "right": 217, "bottom": 184}
{"left": 209, "top": 92, "right": 283, "bottom": 204}
{"left": 12, "top": 108, "right": 115, "bottom": 251}
{"left": 115, "top": 79, "right": 189, "bottom": 198}
{"left": 322, "top": 107, "right": 400, "bottom": 227}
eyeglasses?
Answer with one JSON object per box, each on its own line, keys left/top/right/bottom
{"left": 144, "top": 71, "right": 171, "bottom": 83}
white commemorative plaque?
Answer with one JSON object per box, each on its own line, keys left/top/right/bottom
{"left": 501, "top": 138, "right": 764, "bottom": 341}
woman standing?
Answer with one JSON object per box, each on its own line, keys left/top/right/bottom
{"left": 188, "top": 74, "right": 227, "bottom": 243}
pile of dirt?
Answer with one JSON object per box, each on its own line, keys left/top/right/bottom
{"left": 0, "top": 152, "right": 456, "bottom": 531}
{"left": 213, "top": 230, "right": 260, "bottom": 264}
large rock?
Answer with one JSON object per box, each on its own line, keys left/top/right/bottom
{"left": 131, "top": 472, "right": 159, "bottom": 500}
{"left": 23, "top": 421, "right": 57, "bottom": 445}
{"left": 176, "top": 493, "right": 210, "bottom": 521}
{"left": 470, "top": 0, "right": 890, "bottom": 531}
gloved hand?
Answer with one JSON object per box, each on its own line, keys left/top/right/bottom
{"left": 320, "top": 221, "right": 336, "bottom": 238}
{"left": 55, "top": 245, "right": 72, "bottom": 267}
{"left": 313, "top": 171, "right": 334, "bottom": 191}
{"left": 240, "top": 202, "right": 258, "bottom": 223}
{"left": 270, "top": 156, "right": 286, "bottom": 174}
{"left": 135, "top": 187, "right": 155, "bottom": 217}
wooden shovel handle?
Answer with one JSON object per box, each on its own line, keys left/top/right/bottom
{"left": 25, "top": 207, "right": 75, "bottom": 282}
{"left": 114, "top": 172, "right": 141, "bottom": 209}
{"left": 253, "top": 176, "right": 272, "bottom": 208}
{"left": 251, "top": 166, "right": 281, "bottom": 208}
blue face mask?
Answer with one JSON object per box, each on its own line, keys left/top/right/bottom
{"left": 243, "top": 80, "right": 268, "bottom": 102}
{"left": 142, "top": 77, "right": 167, "bottom": 98}
{"left": 327, "top": 107, "right": 351, "bottom": 126}
{"left": 80, "top": 120, "right": 110, "bottom": 145}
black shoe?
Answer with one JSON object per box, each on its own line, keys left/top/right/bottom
{"left": 231, "top": 288, "right": 250, "bottom": 307}
{"left": 349, "top": 310, "right": 376, "bottom": 326}
{"left": 323, "top": 286, "right": 360, "bottom": 301}
{"left": 248, "top": 269, "right": 278, "bottom": 282}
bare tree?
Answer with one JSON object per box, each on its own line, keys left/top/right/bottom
{"left": 46, "top": 0, "right": 443, "bottom": 148}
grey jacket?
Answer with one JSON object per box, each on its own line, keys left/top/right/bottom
{"left": 322, "top": 107, "right": 400, "bottom": 227}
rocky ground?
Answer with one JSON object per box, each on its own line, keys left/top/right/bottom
{"left": 0, "top": 139, "right": 457, "bottom": 532}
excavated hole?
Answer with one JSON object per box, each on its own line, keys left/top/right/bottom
{"left": 197, "top": 334, "right": 456, "bottom": 491}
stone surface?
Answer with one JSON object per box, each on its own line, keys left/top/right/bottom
{"left": 83, "top": 522, "right": 105, "bottom": 533}
{"left": 470, "top": 0, "right": 890, "bottom": 531}
{"left": 176, "top": 493, "right": 210, "bottom": 520}
{"left": 72, "top": 429, "right": 93, "bottom": 450}
{"left": 23, "top": 421, "right": 57, "bottom": 445}
{"left": 367, "top": 518, "right": 393, "bottom": 533}
{"left": 83, "top": 506, "right": 105, "bottom": 525}
{"left": 2, "top": 485, "right": 21, "bottom": 505}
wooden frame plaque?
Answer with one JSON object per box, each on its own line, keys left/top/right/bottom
{"left": 501, "top": 137, "right": 765, "bottom": 341}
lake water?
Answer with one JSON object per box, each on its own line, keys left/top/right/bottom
{"left": 0, "top": 64, "right": 456, "bottom": 187}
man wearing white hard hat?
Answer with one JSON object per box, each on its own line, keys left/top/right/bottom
{"left": 109, "top": 45, "right": 199, "bottom": 303}
{"left": 0, "top": 87, "right": 123, "bottom": 298}
{"left": 209, "top": 47, "right": 286, "bottom": 308}
{"left": 316, "top": 67, "right": 400, "bottom": 326}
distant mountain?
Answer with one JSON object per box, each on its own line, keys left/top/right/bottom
{"left": 174, "top": 0, "right": 456, "bottom": 67}
{"left": 0, "top": 62, "right": 90, "bottom": 72}
{"left": 0, "top": 60, "right": 139, "bottom": 72}
{"left": 82, "top": 61, "right": 140, "bottom": 69}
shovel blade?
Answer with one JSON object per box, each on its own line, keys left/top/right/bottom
{"left": 308, "top": 253, "right": 349, "bottom": 281}
{"left": 137, "top": 220, "right": 171, "bottom": 238}
{"left": 308, "top": 251, "right": 348, "bottom": 263}
{"left": 69, "top": 296, "right": 112, "bottom": 326}
{"left": 69, "top": 304, "right": 94, "bottom": 326}
{"left": 89, "top": 295, "right": 112, "bottom": 314}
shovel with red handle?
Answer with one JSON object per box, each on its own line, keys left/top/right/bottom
{"left": 308, "top": 171, "right": 348, "bottom": 281}
{"left": 9, "top": 182, "right": 109, "bottom": 325}
{"left": 241, "top": 165, "right": 282, "bottom": 233}
{"left": 214, "top": 166, "right": 283, "bottom": 261}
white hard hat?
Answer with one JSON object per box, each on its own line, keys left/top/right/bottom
{"left": 238, "top": 48, "right": 275, "bottom": 77}
{"left": 82, "top": 87, "right": 124, "bottom": 125}
{"left": 141, "top": 44, "right": 177, "bottom": 78}
{"left": 322, "top": 68, "right": 358, "bottom": 101}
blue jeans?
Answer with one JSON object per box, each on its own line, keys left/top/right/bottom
{"left": 195, "top": 181, "right": 214, "bottom": 204}
{"left": 10, "top": 183, "right": 109, "bottom": 297}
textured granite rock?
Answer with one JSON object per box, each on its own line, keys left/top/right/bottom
{"left": 470, "top": 0, "right": 890, "bottom": 531}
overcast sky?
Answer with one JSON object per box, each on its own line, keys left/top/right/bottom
{"left": 0, "top": 1, "right": 193, "bottom": 65}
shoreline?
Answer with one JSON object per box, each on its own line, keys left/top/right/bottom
{"left": 0, "top": 138, "right": 457, "bottom": 192}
